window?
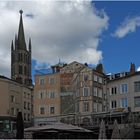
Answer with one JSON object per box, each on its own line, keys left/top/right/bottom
{"left": 24, "top": 92, "right": 26, "bottom": 98}
{"left": 40, "top": 78, "right": 45, "bottom": 85}
{"left": 75, "top": 103, "right": 79, "bottom": 112}
{"left": 19, "top": 65, "right": 23, "bottom": 74}
{"left": 120, "top": 98, "right": 128, "bottom": 108}
{"left": 11, "top": 95, "right": 15, "bottom": 102}
{"left": 27, "top": 103, "right": 30, "bottom": 110}
{"left": 27, "top": 114, "right": 30, "bottom": 121}
{"left": 134, "top": 81, "right": 140, "bottom": 92}
{"left": 98, "top": 77, "right": 102, "bottom": 84}
{"left": 13, "top": 55, "right": 15, "bottom": 63}
{"left": 76, "top": 90, "right": 80, "bottom": 97}
{"left": 24, "top": 113, "right": 26, "bottom": 121}
{"left": 121, "top": 84, "right": 128, "bottom": 94}
{"left": 39, "top": 90, "right": 46, "bottom": 99}
{"left": 94, "top": 75, "right": 98, "bottom": 82}
{"left": 24, "top": 66, "right": 27, "bottom": 75}
{"left": 93, "top": 87, "right": 97, "bottom": 96}
{"left": 24, "top": 102, "right": 26, "bottom": 109}
{"left": 83, "top": 74, "right": 89, "bottom": 81}
{"left": 111, "top": 100, "right": 117, "bottom": 109}
{"left": 98, "top": 89, "right": 102, "bottom": 98}
{"left": 49, "top": 91, "right": 55, "bottom": 99}
{"left": 18, "top": 53, "right": 20, "bottom": 61}
{"left": 98, "top": 103, "right": 102, "bottom": 112}
{"left": 93, "top": 102, "right": 97, "bottom": 112}
{"left": 40, "top": 107, "right": 45, "bottom": 115}
{"left": 83, "top": 87, "right": 89, "bottom": 97}
{"left": 12, "top": 65, "right": 15, "bottom": 76}
{"left": 83, "top": 102, "right": 89, "bottom": 112}
{"left": 50, "top": 107, "right": 55, "bottom": 114}
{"left": 134, "top": 97, "right": 140, "bottom": 107}
{"left": 28, "top": 93, "right": 30, "bottom": 99}
{"left": 20, "top": 53, "right": 23, "bottom": 61}
{"left": 39, "top": 92, "right": 43, "bottom": 99}
{"left": 11, "top": 108, "right": 15, "bottom": 116}
{"left": 24, "top": 54, "right": 27, "bottom": 63}
{"left": 16, "top": 108, "right": 19, "bottom": 115}
{"left": 27, "top": 56, "right": 29, "bottom": 64}
{"left": 49, "top": 77, "right": 55, "bottom": 85}
{"left": 111, "top": 87, "right": 117, "bottom": 95}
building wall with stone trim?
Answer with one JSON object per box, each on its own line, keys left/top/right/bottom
{"left": 0, "top": 76, "right": 33, "bottom": 131}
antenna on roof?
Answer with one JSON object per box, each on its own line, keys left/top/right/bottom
{"left": 59, "top": 58, "right": 61, "bottom": 64}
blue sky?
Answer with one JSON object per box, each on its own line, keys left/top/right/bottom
{"left": 0, "top": 1, "right": 140, "bottom": 81}
{"left": 93, "top": 1, "right": 140, "bottom": 73}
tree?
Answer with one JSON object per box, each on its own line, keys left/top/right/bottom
{"left": 16, "top": 111, "right": 24, "bottom": 138}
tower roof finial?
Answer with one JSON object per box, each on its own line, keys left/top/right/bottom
{"left": 19, "top": 10, "right": 23, "bottom": 15}
{"left": 18, "top": 9, "right": 26, "bottom": 50}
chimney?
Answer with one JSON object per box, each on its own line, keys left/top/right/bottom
{"left": 130, "top": 63, "right": 135, "bottom": 74}
{"left": 96, "top": 63, "right": 104, "bottom": 73}
{"left": 84, "top": 63, "right": 88, "bottom": 67}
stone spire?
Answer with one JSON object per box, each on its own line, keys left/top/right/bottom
{"left": 15, "top": 34, "right": 18, "bottom": 49}
{"left": 18, "top": 10, "right": 26, "bottom": 50}
{"left": 11, "top": 40, "right": 14, "bottom": 51}
{"left": 11, "top": 10, "right": 32, "bottom": 86}
{"left": 29, "top": 38, "right": 31, "bottom": 52}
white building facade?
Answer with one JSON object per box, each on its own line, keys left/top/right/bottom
{"left": 107, "top": 72, "right": 140, "bottom": 113}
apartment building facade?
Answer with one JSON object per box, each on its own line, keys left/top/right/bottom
{"left": 107, "top": 64, "right": 140, "bottom": 114}
{"left": 34, "top": 73, "right": 61, "bottom": 125}
{"left": 60, "top": 61, "right": 86, "bottom": 115}
{"left": 71, "top": 64, "right": 107, "bottom": 125}
{"left": 0, "top": 76, "right": 33, "bottom": 132}
{"left": 34, "top": 61, "right": 107, "bottom": 125}
{"left": 34, "top": 61, "right": 86, "bottom": 125}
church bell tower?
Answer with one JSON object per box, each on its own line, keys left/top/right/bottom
{"left": 11, "top": 10, "right": 32, "bottom": 86}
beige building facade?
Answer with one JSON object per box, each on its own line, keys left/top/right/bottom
{"left": 0, "top": 76, "right": 33, "bottom": 132}
{"left": 34, "top": 61, "right": 107, "bottom": 126}
{"left": 34, "top": 62, "right": 140, "bottom": 126}
{"left": 34, "top": 73, "right": 61, "bottom": 125}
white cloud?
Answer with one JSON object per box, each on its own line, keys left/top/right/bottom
{"left": 34, "top": 61, "right": 51, "bottom": 70}
{"left": 113, "top": 16, "right": 140, "bottom": 38}
{"left": 137, "top": 66, "right": 140, "bottom": 71}
{"left": 0, "top": 1, "right": 108, "bottom": 77}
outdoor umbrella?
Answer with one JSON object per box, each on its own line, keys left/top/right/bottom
{"left": 16, "top": 111, "right": 24, "bottom": 139}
